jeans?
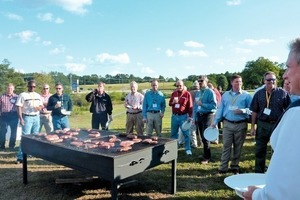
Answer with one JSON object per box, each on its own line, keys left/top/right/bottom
{"left": 171, "top": 113, "right": 191, "bottom": 151}
{"left": 17, "top": 115, "right": 40, "bottom": 160}
{"left": 52, "top": 115, "right": 70, "bottom": 131}
{"left": 0, "top": 112, "right": 18, "bottom": 149}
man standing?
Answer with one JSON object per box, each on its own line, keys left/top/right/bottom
{"left": 142, "top": 79, "right": 166, "bottom": 137}
{"left": 169, "top": 80, "right": 193, "bottom": 155}
{"left": 86, "top": 82, "right": 113, "bottom": 130}
{"left": 0, "top": 83, "right": 19, "bottom": 150}
{"left": 47, "top": 83, "right": 73, "bottom": 131}
{"left": 39, "top": 84, "right": 53, "bottom": 133}
{"left": 193, "top": 75, "right": 217, "bottom": 163}
{"left": 212, "top": 74, "right": 252, "bottom": 174}
{"left": 124, "top": 81, "right": 144, "bottom": 135}
{"left": 16, "top": 80, "right": 43, "bottom": 163}
{"left": 250, "top": 71, "right": 290, "bottom": 173}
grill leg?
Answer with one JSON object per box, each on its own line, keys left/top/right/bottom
{"left": 111, "top": 181, "right": 118, "bottom": 200}
{"left": 23, "top": 153, "right": 28, "bottom": 184}
{"left": 171, "top": 159, "right": 177, "bottom": 194}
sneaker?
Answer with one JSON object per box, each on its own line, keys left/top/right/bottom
{"left": 201, "top": 159, "right": 210, "bottom": 164}
{"left": 15, "top": 159, "right": 23, "bottom": 164}
{"left": 186, "top": 150, "right": 192, "bottom": 155}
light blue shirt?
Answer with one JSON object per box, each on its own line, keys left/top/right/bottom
{"left": 214, "top": 89, "right": 252, "bottom": 124}
{"left": 192, "top": 87, "right": 217, "bottom": 120}
{"left": 142, "top": 90, "right": 166, "bottom": 118}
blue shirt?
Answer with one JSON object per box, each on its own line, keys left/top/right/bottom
{"left": 214, "top": 89, "right": 252, "bottom": 124}
{"left": 142, "top": 90, "right": 166, "bottom": 118}
{"left": 192, "top": 87, "right": 217, "bottom": 120}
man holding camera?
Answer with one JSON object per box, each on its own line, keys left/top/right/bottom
{"left": 86, "top": 82, "right": 113, "bottom": 130}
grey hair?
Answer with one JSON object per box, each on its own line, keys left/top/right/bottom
{"left": 289, "top": 38, "right": 300, "bottom": 65}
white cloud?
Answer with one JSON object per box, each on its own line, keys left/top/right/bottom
{"left": 55, "top": 17, "right": 64, "bottom": 24}
{"left": 66, "top": 55, "right": 74, "bottom": 61}
{"left": 50, "top": 0, "right": 92, "bottom": 15}
{"left": 166, "top": 49, "right": 175, "bottom": 57}
{"left": 42, "top": 41, "right": 52, "bottom": 46}
{"left": 184, "top": 41, "right": 204, "bottom": 48}
{"left": 6, "top": 13, "right": 23, "bottom": 21}
{"left": 240, "top": 38, "right": 274, "bottom": 46}
{"left": 96, "top": 53, "right": 130, "bottom": 64}
{"left": 8, "top": 30, "right": 37, "bottom": 43}
{"left": 141, "top": 66, "right": 155, "bottom": 74}
{"left": 235, "top": 47, "right": 252, "bottom": 54}
{"left": 37, "top": 12, "right": 64, "bottom": 24}
{"left": 65, "top": 63, "right": 86, "bottom": 72}
{"left": 269, "top": 56, "right": 279, "bottom": 62}
{"left": 178, "top": 50, "right": 208, "bottom": 57}
{"left": 49, "top": 45, "right": 66, "bottom": 54}
{"left": 227, "top": 0, "right": 241, "bottom": 6}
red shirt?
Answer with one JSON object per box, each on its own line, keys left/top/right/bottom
{"left": 169, "top": 90, "right": 193, "bottom": 117}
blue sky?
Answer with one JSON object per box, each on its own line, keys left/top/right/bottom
{"left": 1, "top": 0, "right": 300, "bottom": 79}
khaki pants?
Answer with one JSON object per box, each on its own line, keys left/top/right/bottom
{"left": 146, "top": 112, "right": 162, "bottom": 136}
{"left": 40, "top": 114, "right": 53, "bottom": 133}
{"left": 126, "top": 112, "right": 144, "bottom": 135}
{"left": 219, "top": 120, "right": 247, "bottom": 171}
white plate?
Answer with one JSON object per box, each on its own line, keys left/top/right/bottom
{"left": 203, "top": 127, "right": 219, "bottom": 141}
{"left": 224, "top": 173, "right": 266, "bottom": 194}
{"left": 181, "top": 121, "right": 192, "bottom": 131}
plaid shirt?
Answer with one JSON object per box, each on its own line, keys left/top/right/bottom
{"left": 0, "top": 93, "right": 18, "bottom": 114}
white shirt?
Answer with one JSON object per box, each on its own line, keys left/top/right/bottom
{"left": 253, "top": 107, "right": 300, "bottom": 199}
{"left": 16, "top": 91, "right": 43, "bottom": 115}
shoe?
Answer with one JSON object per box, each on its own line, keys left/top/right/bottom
{"left": 15, "top": 159, "right": 23, "bottom": 164}
{"left": 186, "top": 150, "right": 192, "bottom": 155}
{"left": 201, "top": 159, "right": 210, "bottom": 164}
{"left": 191, "top": 145, "right": 198, "bottom": 149}
{"left": 213, "top": 170, "right": 227, "bottom": 175}
{"left": 210, "top": 141, "right": 219, "bottom": 145}
{"left": 231, "top": 169, "right": 239, "bottom": 175}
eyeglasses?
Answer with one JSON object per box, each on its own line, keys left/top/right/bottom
{"left": 198, "top": 80, "right": 204, "bottom": 82}
{"left": 265, "top": 78, "right": 276, "bottom": 82}
{"left": 56, "top": 88, "right": 62, "bottom": 90}
{"left": 176, "top": 85, "right": 182, "bottom": 87}
{"left": 43, "top": 88, "right": 49, "bottom": 90}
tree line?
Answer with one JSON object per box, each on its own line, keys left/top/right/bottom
{"left": 0, "top": 57, "right": 285, "bottom": 94}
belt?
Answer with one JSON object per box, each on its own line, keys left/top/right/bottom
{"left": 127, "top": 111, "right": 142, "bottom": 114}
{"left": 259, "top": 119, "right": 277, "bottom": 124}
{"left": 173, "top": 113, "right": 186, "bottom": 116}
{"left": 198, "top": 112, "right": 213, "bottom": 116}
{"left": 23, "top": 113, "right": 38, "bottom": 117}
{"left": 225, "top": 119, "right": 247, "bottom": 124}
{"left": 147, "top": 110, "right": 160, "bottom": 113}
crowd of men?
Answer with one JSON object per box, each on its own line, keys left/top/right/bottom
{"left": 0, "top": 72, "right": 292, "bottom": 168}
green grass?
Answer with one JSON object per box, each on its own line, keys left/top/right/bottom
{"left": 0, "top": 100, "right": 272, "bottom": 200}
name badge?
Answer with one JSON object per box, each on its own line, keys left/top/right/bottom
{"left": 229, "top": 105, "right": 238, "bottom": 110}
{"left": 153, "top": 103, "right": 157, "bottom": 108}
{"left": 175, "top": 103, "right": 180, "bottom": 108}
{"left": 263, "top": 108, "right": 271, "bottom": 115}
{"left": 10, "top": 99, "right": 16, "bottom": 104}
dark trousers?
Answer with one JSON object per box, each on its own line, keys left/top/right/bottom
{"left": 92, "top": 113, "right": 108, "bottom": 130}
{"left": 255, "top": 120, "right": 275, "bottom": 173}
{"left": 0, "top": 113, "right": 18, "bottom": 149}
{"left": 196, "top": 113, "right": 214, "bottom": 160}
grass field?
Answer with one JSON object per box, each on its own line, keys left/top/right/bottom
{"left": 0, "top": 101, "right": 271, "bottom": 200}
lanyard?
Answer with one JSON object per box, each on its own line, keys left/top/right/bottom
{"left": 265, "top": 90, "right": 272, "bottom": 108}
{"left": 230, "top": 91, "right": 241, "bottom": 105}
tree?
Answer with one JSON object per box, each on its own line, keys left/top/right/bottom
{"left": 241, "top": 57, "right": 281, "bottom": 90}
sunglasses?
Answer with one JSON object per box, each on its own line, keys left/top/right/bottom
{"left": 265, "top": 78, "right": 276, "bottom": 82}
{"left": 176, "top": 85, "right": 182, "bottom": 87}
{"left": 198, "top": 80, "right": 204, "bottom": 82}
{"left": 29, "top": 85, "right": 36, "bottom": 88}
{"left": 56, "top": 88, "right": 62, "bottom": 90}
{"left": 43, "top": 88, "right": 49, "bottom": 90}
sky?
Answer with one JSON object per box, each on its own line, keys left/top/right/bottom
{"left": 1, "top": 0, "right": 300, "bottom": 79}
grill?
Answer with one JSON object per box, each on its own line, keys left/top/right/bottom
{"left": 21, "top": 130, "right": 178, "bottom": 200}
